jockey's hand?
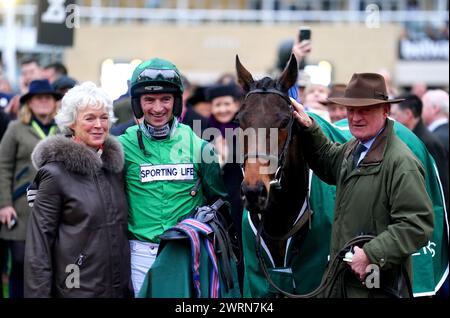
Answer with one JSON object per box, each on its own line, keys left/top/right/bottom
{"left": 349, "top": 246, "right": 371, "bottom": 281}
{"left": 291, "top": 97, "right": 312, "bottom": 128}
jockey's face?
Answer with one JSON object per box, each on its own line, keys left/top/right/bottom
{"left": 140, "top": 93, "right": 174, "bottom": 127}
{"left": 347, "top": 104, "right": 389, "bottom": 143}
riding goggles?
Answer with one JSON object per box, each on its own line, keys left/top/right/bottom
{"left": 137, "top": 69, "right": 181, "bottom": 83}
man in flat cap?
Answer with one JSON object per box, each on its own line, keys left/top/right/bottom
{"left": 292, "top": 73, "right": 434, "bottom": 298}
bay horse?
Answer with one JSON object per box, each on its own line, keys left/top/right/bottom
{"left": 236, "top": 54, "right": 313, "bottom": 296}
{"left": 235, "top": 56, "right": 397, "bottom": 298}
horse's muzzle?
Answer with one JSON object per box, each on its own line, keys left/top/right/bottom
{"left": 241, "top": 181, "right": 268, "bottom": 213}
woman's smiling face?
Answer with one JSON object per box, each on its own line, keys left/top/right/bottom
{"left": 211, "top": 96, "right": 239, "bottom": 124}
{"left": 70, "top": 106, "right": 109, "bottom": 149}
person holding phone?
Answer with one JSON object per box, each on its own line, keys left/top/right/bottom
{"left": 292, "top": 26, "right": 312, "bottom": 70}
{"left": 275, "top": 26, "right": 313, "bottom": 103}
{"left": 275, "top": 26, "right": 312, "bottom": 77}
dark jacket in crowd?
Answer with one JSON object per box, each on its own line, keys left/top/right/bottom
{"left": 432, "top": 122, "right": 449, "bottom": 155}
{"left": 207, "top": 116, "right": 244, "bottom": 289}
{"left": 24, "top": 135, "right": 132, "bottom": 298}
{"left": 110, "top": 119, "right": 135, "bottom": 136}
{"left": 207, "top": 116, "right": 243, "bottom": 240}
{"left": 182, "top": 107, "right": 209, "bottom": 138}
{"left": 182, "top": 85, "right": 210, "bottom": 137}
{"left": 413, "top": 120, "right": 449, "bottom": 206}
{"left": 0, "top": 108, "right": 9, "bottom": 142}
{"left": 113, "top": 96, "right": 133, "bottom": 126}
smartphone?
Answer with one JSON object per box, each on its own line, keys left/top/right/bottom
{"left": 299, "top": 26, "right": 311, "bottom": 42}
{"left": 7, "top": 217, "right": 17, "bottom": 231}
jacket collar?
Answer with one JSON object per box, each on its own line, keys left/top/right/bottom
{"left": 345, "top": 118, "right": 394, "bottom": 166}
{"left": 428, "top": 118, "right": 448, "bottom": 132}
{"left": 361, "top": 118, "right": 393, "bottom": 165}
{"left": 31, "top": 135, "right": 124, "bottom": 175}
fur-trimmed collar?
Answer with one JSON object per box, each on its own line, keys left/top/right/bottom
{"left": 31, "top": 135, "right": 124, "bottom": 175}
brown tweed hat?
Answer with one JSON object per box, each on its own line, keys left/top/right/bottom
{"left": 327, "top": 73, "right": 404, "bottom": 107}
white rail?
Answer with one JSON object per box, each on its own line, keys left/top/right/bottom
{"left": 0, "top": 4, "right": 448, "bottom": 25}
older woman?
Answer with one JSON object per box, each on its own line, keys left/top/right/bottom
{"left": 24, "top": 82, "right": 132, "bottom": 298}
{"left": 0, "top": 79, "right": 61, "bottom": 298}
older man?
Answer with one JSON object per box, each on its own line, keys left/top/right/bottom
{"left": 292, "top": 73, "right": 434, "bottom": 298}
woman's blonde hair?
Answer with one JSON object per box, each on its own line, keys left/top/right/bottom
{"left": 18, "top": 104, "right": 32, "bottom": 124}
{"left": 19, "top": 99, "right": 59, "bottom": 124}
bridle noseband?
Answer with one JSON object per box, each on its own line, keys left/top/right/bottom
{"left": 241, "top": 88, "right": 295, "bottom": 190}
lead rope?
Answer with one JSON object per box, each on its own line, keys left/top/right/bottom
{"left": 255, "top": 222, "right": 377, "bottom": 298}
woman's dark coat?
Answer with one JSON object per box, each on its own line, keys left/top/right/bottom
{"left": 24, "top": 135, "right": 132, "bottom": 298}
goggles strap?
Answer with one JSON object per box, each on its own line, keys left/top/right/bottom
{"left": 138, "top": 69, "right": 178, "bottom": 81}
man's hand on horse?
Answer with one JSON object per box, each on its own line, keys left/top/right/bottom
{"left": 349, "top": 246, "right": 371, "bottom": 281}
{"left": 290, "top": 97, "right": 312, "bottom": 128}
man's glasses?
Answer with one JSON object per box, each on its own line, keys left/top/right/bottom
{"left": 137, "top": 69, "right": 180, "bottom": 82}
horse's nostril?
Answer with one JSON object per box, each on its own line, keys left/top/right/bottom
{"left": 259, "top": 183, "right": 268, "bottom": 199}
{"left": 242, "top": 181, "right": 267, "bottom": 203}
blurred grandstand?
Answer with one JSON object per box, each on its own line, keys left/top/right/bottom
{"left": 0, "top": 0, "right": 448, "bottom": 98}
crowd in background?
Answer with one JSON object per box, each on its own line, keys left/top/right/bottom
{"left": 0, "top": 34, "right": 448, "bottom": 298}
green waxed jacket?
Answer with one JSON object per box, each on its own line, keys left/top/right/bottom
{"left": 119, "top": 123, "right": 229, "bottom": 243}
{"left": 302, "top": 118, "right": 434, "bottom": 297}
{"left": 242, "top": 114, "right": 446, "bottom": 298}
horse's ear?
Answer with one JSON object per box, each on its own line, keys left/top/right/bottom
{"left": 236, "top": 55, "right": 254, "bottom": 92}
{"left": 277, "top": 54, "right": 298, "bottom": 92}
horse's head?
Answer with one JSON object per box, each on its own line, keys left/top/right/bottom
{"left": 236, "top": 54, "right": 298, "bottom": 213}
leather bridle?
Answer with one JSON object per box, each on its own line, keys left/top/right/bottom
{"left": 240, "top": 88, "right": 295, "bottom": 191}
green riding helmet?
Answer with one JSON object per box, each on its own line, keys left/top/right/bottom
{"left": 130, "top": 58, "right": 184, "bottom": 118}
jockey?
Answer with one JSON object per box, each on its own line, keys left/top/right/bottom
{"left": 118, "top": 58, "right": 232, "bottom": 297}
